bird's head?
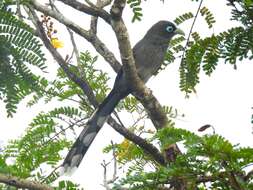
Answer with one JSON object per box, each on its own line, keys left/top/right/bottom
{"left": 145, "top": 21, "right": 185, "bottom": 42}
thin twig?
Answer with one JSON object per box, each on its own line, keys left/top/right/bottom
{"left": 101, "top": 160, "right": 111, "bottom": 190}
{"left": 100, "top": 141, "right": 118, "bottom": 189}
{"left": 41, "top": 165, "right": 62, "bottom": 183}
{"left": 44, "top": 117, "right": 87, "bottom": 145}
{"left": 108, "top": 141, "right": 118, "bottom": 183}
{"left": 181, "top": 0, "right": 204, "bottom": 62}
{"left": 131, "top": 112, "right": 147, "bottom": 128}
{"left": 16, "top": 0, "right": 24, "bottom": 20}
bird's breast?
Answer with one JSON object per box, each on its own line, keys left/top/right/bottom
{"left": 134, "top": 42, "right": 168, "bottom": 83}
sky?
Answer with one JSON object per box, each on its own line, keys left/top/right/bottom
{"left": 1, "top": 0, "right": 253, "bottom": 189}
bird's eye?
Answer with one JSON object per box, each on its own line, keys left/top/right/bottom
{"left": 166, "top": 25, "right": 174, "bottom": 32}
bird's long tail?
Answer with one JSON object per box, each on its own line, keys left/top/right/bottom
{"left": 61, "top": 88, "right": 127, "bottom": 173}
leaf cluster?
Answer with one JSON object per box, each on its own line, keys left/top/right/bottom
{"left": 168, "top": 4, "right": 253, "bottom": 95}
{"left": 180, "top": 25, "right": 253, "bottom": 94}
{"left": 227, "top": 0, "right": 253, "bottom": 26}
{"left": 0, "top": 8, "right": 46, "bottom": 117}
{"left": 0, "top": 50, "right": 125, "bottom": 189}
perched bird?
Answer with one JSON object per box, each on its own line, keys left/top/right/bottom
{"left": 61, "top": 21, "right": 184, "bottom": 173}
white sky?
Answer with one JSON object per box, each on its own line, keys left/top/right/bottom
{"left": 1, "top": 0, "right": 253, "bottom": 189}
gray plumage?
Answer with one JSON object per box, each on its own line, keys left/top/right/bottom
{"left": 61, "top": 21, "right": 184, "bottom": 173}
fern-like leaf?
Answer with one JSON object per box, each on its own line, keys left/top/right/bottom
{"left": 127, "top": 0, "right": 143, "bottom": 22}
{"left": 0, "top": 8, "right": 46, "bottom": 117}
{"left": 174, "top": 12, "right": 194, "bottom": 25}
{"left": 200, "top": 7, "right": 216, "bottom": 28}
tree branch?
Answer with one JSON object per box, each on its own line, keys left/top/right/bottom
{"left": 109, "top": 2, "right": 183, "bottom": 188}
{"left": 89, "top": 0, "right": 112, "bottom": 34}
{"left": 100, "top": 142, "right": 118, "bottom": 189}
{"left": 57, "top": 0, "right": 111, "bottom": 24}
{"left": 29, "top": 6, "right": 99, "bottom": 107}
{"left": 0, "top": 173, "right": 53, "bottom": 190}
{"left": 109, "top": 0, "right": 169, "bottom": 130}
{"left": 29, "top": 0, "right": 121, "bottom": 72}
{"left": 222, "top": 161, "right": 244, "bottom": 190}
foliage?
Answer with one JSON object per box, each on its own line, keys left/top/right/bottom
{"left": 127, "top": 0, "right": 143, "bottom": 22}
{"left": 127, "top": 0, "right": 175, "bottom": 22}
{"left": 0, "top": 51, "right": 112, "bottom": 189}
{"left": 169, "top": 2, "right": 253, "bottom": 95}
{"left": 57, "top": 180, "right": 82, "bottom": 190}
{"left": 27, "top": 51, "right": 110, "bottom": 115}
{"left": 109, "top": 128, "right": 253, "bottom": 189}
{"left": 180, "top": 25, "right": 253, "bottom": 94}
{"left": 199, "top": 7, "right": 216, "bottom": 28}
{"left": 174, "top": 12, "right": 194, "bottom": 25}
{"left": 0, "top": 7, "right": 46, "bottom": 117}
{"left": 0, "top": 0, "right": 16, "bottom": 8}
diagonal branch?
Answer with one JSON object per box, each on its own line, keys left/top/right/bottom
{"left": 181, "top": 0, "right": 204, "bottom": 63}
{"left": 28, "top": 6, "right": 98, "bottom": 107}
{"left": 0, "top": 173, "right": 53, "bottom": 190}
{"left": 29, "top": 0, "right": 121, "bottom": 72}
{"left": 107, "top": 117, "right": 166, "bottom": 165}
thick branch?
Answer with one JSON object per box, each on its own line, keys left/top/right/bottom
{"left": 0, "top": 173, "right": 52, "bottom": 190}
{"left": 110, "top": 0, "right": 125, "bottom": 20}
{"left": 110, "top": 0, "right": 169, "bottom": 130}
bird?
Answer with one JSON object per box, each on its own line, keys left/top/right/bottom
{"left": 60, "top": 21, "right": 184, "bottom": 173}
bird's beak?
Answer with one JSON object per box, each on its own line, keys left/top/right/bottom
{"left": 174, "top": 28, "right": 185, "bottom": 36}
